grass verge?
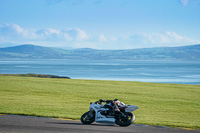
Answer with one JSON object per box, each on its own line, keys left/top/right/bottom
{"left": 0, "top": 75, "right": 199, "bottom": 129}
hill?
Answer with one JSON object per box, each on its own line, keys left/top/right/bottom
{"left": 0, "top": 44, "right": 68, "bottom": 59}
{"left": 0, "top": 44, "right": 200, "bottom": 60}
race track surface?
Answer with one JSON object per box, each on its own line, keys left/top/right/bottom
{"left": 0, "top": 114, "right": 199, "bottom": 133}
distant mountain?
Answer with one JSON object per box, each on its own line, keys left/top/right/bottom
{"left": 0, "top": 44, "right": 67, "bottom": 59}
{"left": 0, "top": 44, "right": 200, "bottom": 60}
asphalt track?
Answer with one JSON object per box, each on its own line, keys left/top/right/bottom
{"left": 0, "top": 114, "right": 199, "bottom": 133}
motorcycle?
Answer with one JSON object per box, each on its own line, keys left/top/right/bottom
{"left": 81, "top": 99, "right": 138, "bottom": 126}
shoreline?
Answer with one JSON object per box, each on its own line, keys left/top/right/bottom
{"left": 0, "top": 73, "right": 70, "bottom": 79}
{"left": 1, "top": 74, "right": 200, "bottom": 85}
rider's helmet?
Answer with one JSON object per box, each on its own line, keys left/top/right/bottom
{"left": 114, "top": 99, "right": 125, "bottom": 106}
{"left": 114, "top": 99, "right": 119, "bottom": 104}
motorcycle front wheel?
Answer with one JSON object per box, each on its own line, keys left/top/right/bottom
{"left": 116, "top": 112, "right": 135, "bottom": 127}
{"left": 81, "top": 111, "right": 95, "bottom": 124}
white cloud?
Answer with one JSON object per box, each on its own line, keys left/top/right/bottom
{"left": 0, "top": 23, "right": 89, "bottom": 47}
{"left": 0, "top": 23, "right": 23, "bottom": 35}
{"left": 180, "top": 0, "right": 189, "bottom": 6}
{"left": 99, "top": 34, "right": 107, "bottom": 42}
{"left": 0, "top": 23, "right": 199, "bottom": 49}
{"left": 110, "top": 36, "right": 118, "bottom": 41}
{"left": 166, "top": 31, "right": 183, "bottom": 40}
{"left": 75, "top": 28, "right": 89, "bottom": 40}
{"left": 60, "top": 28, "right": 88, "bottom": 41}
{"left": 129, "top": 31, "right": 200, "bottom": 47}
{"left": 47, "top": 28, "right": 60, "bottom": 34}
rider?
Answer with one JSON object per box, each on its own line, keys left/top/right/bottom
{"left": 100, "top": 99, "right": 123, "bottom": 115}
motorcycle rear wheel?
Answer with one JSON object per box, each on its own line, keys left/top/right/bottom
{"left": 81, "top": 111, "right": 95, "bottom": 124}
{"left": 116, "top": 112, "right": 134, "bottom": 127}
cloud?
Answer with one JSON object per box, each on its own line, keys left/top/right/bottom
{"left": 99, "top": 34, "right": 107, "bottom": 42}
{"left": 0, "top": 23, "right": 199, "bottom": 49}
{"left": 0, "top": 24, "right": 30, "bottom": 42}
{"left": 179, "top": 0, "right": 189, "bottom": 6}
{"left": 0, "top": 23, "right": 89, "bottom": 46}
{"left": 60, "top": 28, "right": 88, "bottom": 41}
{"left": 75, "top": 28, "right": 89, "bottom": 40}
{"left": 129, "top": 31, "right": 200, "bottom": 47}
{"left": 0, "top": 23, "right": 23, "bottom": 35}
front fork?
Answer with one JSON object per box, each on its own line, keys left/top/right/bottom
{"left": 115, "top": 111, "right": 127, "bottom": 120}
{"left": 88, "top": 110, "right": 95, "bottom": 119}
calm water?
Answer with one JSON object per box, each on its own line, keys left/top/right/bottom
{"left": 0, "top": 60, "right": 200, "bottom": 85}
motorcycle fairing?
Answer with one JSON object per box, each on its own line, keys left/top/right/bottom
{"left": 125, "top": 105, "right": 139, "bottom": 112}
{"left": 95, "top": 112, "right": 115, "bottom": 123}
{"left": 89, "top": 103, "right": 115, "bottom": 123}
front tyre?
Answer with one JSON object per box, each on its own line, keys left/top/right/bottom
{"left": 81, "top": 111, "right": 95, "bottom": 124}
{"left": 116, "top": 112, "right": 135, "bottom": 127}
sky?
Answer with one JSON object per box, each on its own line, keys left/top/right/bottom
{"left": 0, "top": 0, "right": 200, "bottom": 49}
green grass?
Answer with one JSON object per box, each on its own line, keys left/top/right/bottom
{"left": 0, "top": 75, "right": 199, "bottom": 129}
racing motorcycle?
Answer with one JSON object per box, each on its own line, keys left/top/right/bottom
{"left": 81, "top": 99, "right": 138, "bottom": 126}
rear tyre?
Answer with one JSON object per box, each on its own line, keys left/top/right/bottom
{"left": 81, "top": 111, "right": 95, "bottom": 124}
{"left": 116, "top": 112, "right": 135, "bottom": 127}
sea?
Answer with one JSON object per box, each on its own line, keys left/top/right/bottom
{"left": 0, "top": 60, "right": 200, "bottom": 85}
